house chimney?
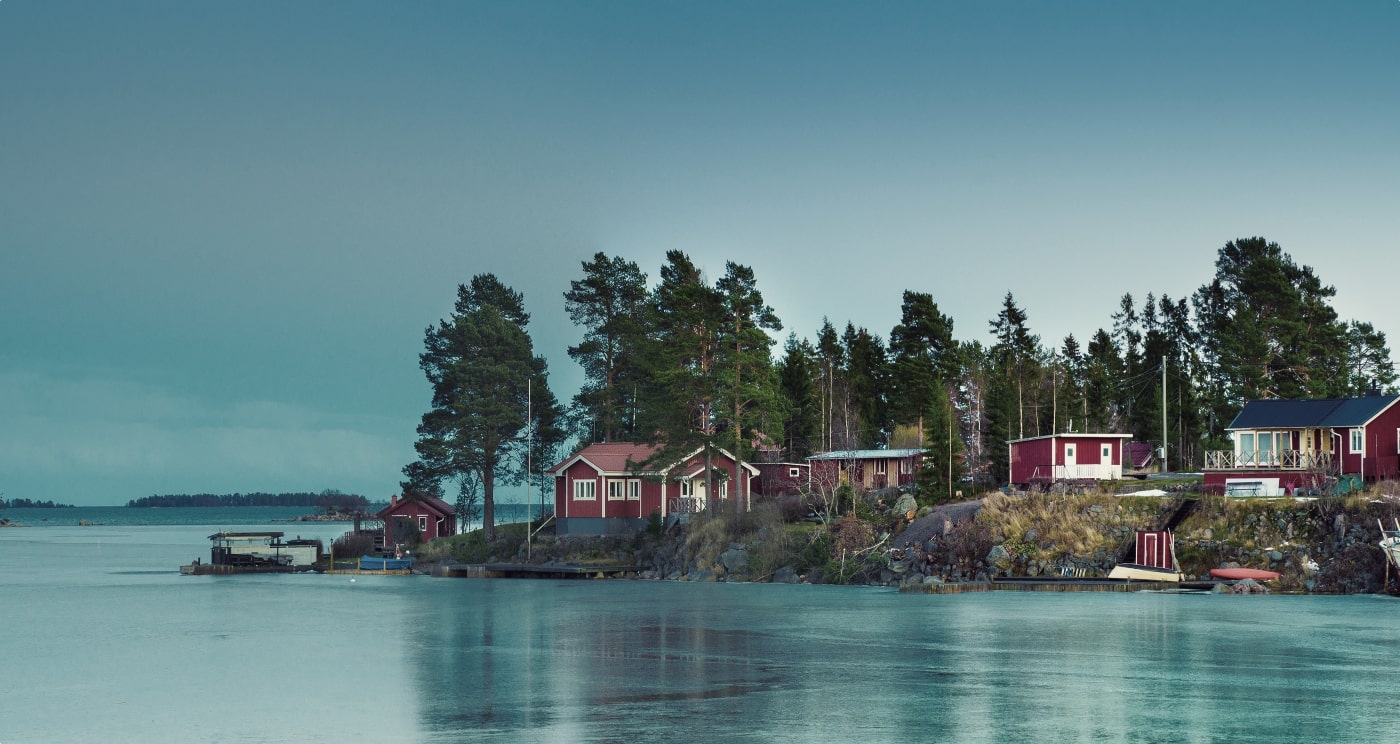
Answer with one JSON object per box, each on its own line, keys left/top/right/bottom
{"left": 392, "top": 493, "right": 399, "bottom": 507}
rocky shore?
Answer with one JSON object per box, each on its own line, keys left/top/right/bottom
{"left": 429, "top": 490, "right": 1400, "bottom": 594}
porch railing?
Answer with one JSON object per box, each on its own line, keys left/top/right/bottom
{"left": 1204, "top": 450, "right": 1335, "bottom": 472}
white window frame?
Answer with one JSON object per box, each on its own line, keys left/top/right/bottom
{"left": 627, "top": 479, "right": 640, "bottom": 501}
{"left": 573, "top": 479, "right": 597, "bottom": 501}
{"left": 788, "top": 467, "right": 800, "bottom": 478}
{"left": 718, "top": 480, "right": 728, "bottom": 499}
{"left": 679, "top": 478, "right": 693, "bottom": 497}
{"left": 606, "top": 479, "right": 627, "bottom": 501}
{"left": 872, "top": 459, "right": 887, "bottom": 475}
{"left": 1351, "top": 428, "right": 1365, "bottom": 454}
{"left": 418, "top": 516, "right": 427, "bottom": 532}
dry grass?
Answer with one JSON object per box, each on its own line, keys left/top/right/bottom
{"left": 975, "top": 492, "right": 1172, "bottom": 560}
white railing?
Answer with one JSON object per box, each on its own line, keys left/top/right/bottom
{"left": 1051, "top": 465, "right": 1118, "bottom": 481}
{"left": 1204, "top": 450, "right": 1334, "bottom": 472}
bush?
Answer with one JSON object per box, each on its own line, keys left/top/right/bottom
{"left": 331, "top": 532, "right": 375, "bottom": 559}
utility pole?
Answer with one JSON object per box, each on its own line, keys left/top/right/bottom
{"left": 1161, "top": 356, "right": 1169, "bottom": 474}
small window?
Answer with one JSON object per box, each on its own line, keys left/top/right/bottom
{"left": 418, "top": 516, "right": 427, "bottom": 532}
{"left": 574, "top": 480, "right": 596, "bottom": 501}
{"left": 899, "top": 458, "right": 913, "bottom": 475}
{"left": 718, "top": 480, "right": 728, "bottom": 499}
{"left": 679, "top": 478, "right": 693, "bottom": 497}
{"left": 788, "top": 467, "right": 800, "bottom": 478}
{"left": 1066, "top": 445, "right": 1076, "bottom": 458}
{"left": 627, "top": 479, "right": 640, "bottom": 501}
{"left": 872, "top": 459, "right": 887, "bottom": 475}
{"left": 1102, "top": 445, "right": 1111, "bottom": 459}
{"left": 607, "top": 479, "right": 627, "bottom": 500}
{"left": 1351, "top": 429, "right": 1364, "bottom": 454}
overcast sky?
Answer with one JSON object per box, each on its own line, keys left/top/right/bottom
{"left": 3, "top": 1, "right": 1398, "bottom": 506}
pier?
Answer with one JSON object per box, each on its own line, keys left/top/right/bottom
{"left": 904, "top": 577, "right": 1223, "bottom": 594}
{"left": 434, "top": 563, "right": 639, "bottom": 579}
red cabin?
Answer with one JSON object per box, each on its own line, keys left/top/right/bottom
{"left": 1008, "top": 433, "right": 1133, "bottom": 487}
{"left": 1203, "top": 394, "right": 1400, "bottom": 495}
{"left": 550, "top": 442, "right": 759, "bottom": 535}
{"left": 376, "top": 494, "right": 457, "bottom": 546}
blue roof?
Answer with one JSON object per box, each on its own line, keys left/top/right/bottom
{"left": 1227, "top": 395, "right": 1400, "bottom": 430}
{"left": 807, "top": 449, "right": 921, "bottom": 461}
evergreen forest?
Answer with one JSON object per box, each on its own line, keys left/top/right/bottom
{"left": 405, "top": 237, "right": 1397, "bottom": 534}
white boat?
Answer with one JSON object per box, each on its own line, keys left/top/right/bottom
{"left": 1108, "top": 529, "right": 1184, "bottom": 582}
{"left": 1378, "top": 519, "right": 1400, "bottom": 570}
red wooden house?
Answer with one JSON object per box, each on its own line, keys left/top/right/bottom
{"left": 753, "top": 462, "right": 809, "bottom": 497}
{"left": 376, "top": 494, "right": 457, "bottom": 546}
{"left": 806, "top": 449, "right": 921, "bottom": 491}
{"left": 1008, "top": 433, "right": 1133, "bottom": 487}
{"left": 1203, "top": 394, "right": 1400, "bottom": 495}
{"left": 550, "top": 442, "right": 759, "bottom": 535}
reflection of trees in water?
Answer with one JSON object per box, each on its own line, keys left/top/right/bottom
{"left": 405, "top": 583, "right": 785, "bottom": 737}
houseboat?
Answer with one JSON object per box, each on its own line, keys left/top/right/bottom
{"left": 181, "top": 531, "right": 322, "bottom": 574}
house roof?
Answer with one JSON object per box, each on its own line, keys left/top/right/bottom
{"left": 807, "top": 449, "right": 921, "bottom": 461}
{"left": 1226, "top": 395, "right": 1400, "bottom": 430}
{"left": 548, "top": 442, "right": 663, "bottom": 475}
{"left": 549, "top": 442, "right": 759, "bottom": 476}
{"left": 376, "top": 496, "right": 455, "bottom": 520}
{"left": 1008, "top": 433, "right": 1132, "bottom": 444}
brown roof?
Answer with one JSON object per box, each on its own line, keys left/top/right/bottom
{"left": 376, "top": 495, "right": 456, "bottom": 520}
{"left": 550, "top": 442, "right": 662, "bottom": 475}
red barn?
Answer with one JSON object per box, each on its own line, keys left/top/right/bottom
{"left": 550, "top": 442, "right": 759, "bottom": 535}
{"left": 1203, "top": 394, "right": 1400, "bottom": 495}
{"left": 376, "top": 494, "right": 457, "bottom": 546}
{"left": 1008, "top": 433, "right": 1133, "bottom": 487}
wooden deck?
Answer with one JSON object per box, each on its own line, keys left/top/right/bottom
{"left": 903, "top": 577, "right": 1222, "bottom": 594}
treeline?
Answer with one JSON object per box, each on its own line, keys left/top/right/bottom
{"left": 126, "top": 491, "right": 370, "bottom": 510}
{"left": 403, "top": 237, "right": 1397, "bottom": 532}
{"left": 1, "top": 499, "right": 75, "bottom": 508}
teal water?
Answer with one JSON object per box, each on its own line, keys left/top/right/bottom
{"left": 3, "top": 520, "right": 1399, "bottom": 743}
{"left": 0, "top": 503, "right": 543, "bottom": 528}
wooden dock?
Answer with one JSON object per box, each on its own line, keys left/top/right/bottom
{"left": 434, "top": 563, "right": 639, "bottom": 579}
{"left": 903, "top": 577, "right": 1222, "bottom": 594}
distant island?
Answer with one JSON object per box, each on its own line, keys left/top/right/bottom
{"left": 127, "top": 491, "right": 370, "bottom": 511}
{"left": 1, "top": 498, "right": 76, "bottom": 508}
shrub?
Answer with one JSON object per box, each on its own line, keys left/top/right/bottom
{"left": 331, "top": 532, "right": 375, "bottom": 559}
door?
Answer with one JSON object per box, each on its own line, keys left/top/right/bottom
{"left": 1065, "top": 444, "right": 1077, "bottom": 477}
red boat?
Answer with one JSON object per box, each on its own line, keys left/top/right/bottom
{"left": 1209, "top": 567, "right": 1281, "bottom": 581}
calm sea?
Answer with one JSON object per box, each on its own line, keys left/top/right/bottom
{"left": 4, "top": 507, "right": 1400, "bottom": 743}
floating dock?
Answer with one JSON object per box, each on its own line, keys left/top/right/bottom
{"left": 903, "top": 577, "right": 1223, "bottom": 594}
{"left": 435, "top": 563, "right": 639, "bottom": 579}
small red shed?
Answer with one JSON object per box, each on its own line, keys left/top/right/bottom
{"left": 1008, "top": 433, "right": 1133, "bottom": 487}
{"left": 376, "top": 494, "right": 457, "bottom": 545}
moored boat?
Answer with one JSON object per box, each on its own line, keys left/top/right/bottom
{"left": 1108, "top": 530, "right": 1184, "bottom": 582}
{"left": 1208, "top": 567, "right": 1281, "bottom": 581}
{"left": 1378, "top": 519, "right": 1400, "bottom": 572}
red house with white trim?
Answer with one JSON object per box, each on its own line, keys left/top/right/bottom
{"left": 550, "top": 442, "right": 759, "bottom": 535}
{"left": 1203, "top": 394, "right": 1400, "bottom": 495}
{"left": 376, "top": 494, "right": 457, "bottom": 545}
{"left": 1008, "top": 433, "right": 1133, "bottom": 487}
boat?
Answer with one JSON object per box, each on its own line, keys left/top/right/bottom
{"left": 1209, "top": 567, "right": 1281, "bottom": 581}
{"left": 1108, "top": 530, "right": 1184, "bottom": 582}
{"left": 181, "top": 531, "right": 323, "bottom": 575}
{"left": 1379, "top": 519, "right": 1400, "bottom": 572}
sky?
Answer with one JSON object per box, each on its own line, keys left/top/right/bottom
{"left": 3, "top": 1, "right": 1399, "bottom": 506}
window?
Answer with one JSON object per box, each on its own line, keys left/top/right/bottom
{"left": 718, "top": 480, "right": 728, "bottom": 499}
{"left": 872, "top": 459, "right": 887, "bottom": 475}
{"left": 679, "top": 478, "right": 693, "bottom": 497}
{"left": 573, "top": 480, "right": 596, "bottom": 501}
{"left": 627, "top": 479, "right": 640, "bottom": 501}
{"left": 1351, "top": 428, "right": 1364, "bottom": 454}
{"left": 789, "top": 467, "right": 800, "bottom": 478}
{"left": 607, "top": 479, "right": 627, "bottom": 500}
{"left": 1066, "top": 445, "right": 1076, "bottom": 459}
{"left": 899, "top": 458, "right": 913, "bottom": 475}
{"left": 418, "top": 516, "right": 427, "bottom": 532}
{"left": 1102, "top": 445, "right": 1111, "bottom": 460}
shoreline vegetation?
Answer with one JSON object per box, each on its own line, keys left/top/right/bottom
{"left": 408, "top": 480, "right": 1400, "bottom": 595}
{"left": 126, "top": 491, "right": 370, "bottom": 510}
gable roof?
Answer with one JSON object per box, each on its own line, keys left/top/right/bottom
{"left": 807, "top": 449, "right": 921, "bottom": 461}
{"left": 1227, "top": 395, "right": 1400, "bottom": 430}
{"left": 376, "top": 496, "right": 455, "bottom": 520}
{"left": 549, "top": 442, "right": 760, "bottom": 477}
